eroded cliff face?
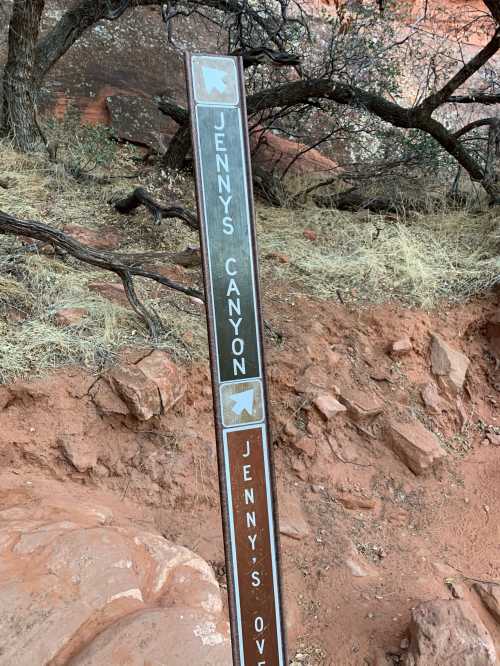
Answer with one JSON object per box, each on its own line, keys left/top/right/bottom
{"left": 310, "top": 0, "right": 490, "bottom": 46}
{"left": 0, "top": 0, "right": 492, "bottom": 124}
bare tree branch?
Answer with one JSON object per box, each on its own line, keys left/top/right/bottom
{"left": 0, "top": 209, "right": 203, "bottom": 337}
{"left": 448, "top": 93, "right": 500, "bottom": 104}
{"left": 155, "top": 96, "right": 189, "bottom": 125}
{"left": 453, "top": 117, "right": 499, "bottom": 139}
{"left": 113, "top": 186, "right": 198, "bottom": 228}
{"left": 33, "top": 0, "right": 291, "bottom": 84}
{"left": 483, "top": 0, "right": 500, "bottom": 25}
{"left": 417, "top": 28, "right": 500, "bottom": 114}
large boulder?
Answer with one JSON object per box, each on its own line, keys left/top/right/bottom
{"left": 404, "top": 599, "right": 496, "bottom": 665}
{"left": 0, "top": 474, "right": 231, "bottom": 666}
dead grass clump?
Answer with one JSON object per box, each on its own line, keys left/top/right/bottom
{"left": 1, "top": 119, "right": 499, "bottom": 382}
{"left": 257, "top": 206, "right": 500, "bottom": 307}
{"left": 0, "top": 126, "right": 206, "bottom": 382}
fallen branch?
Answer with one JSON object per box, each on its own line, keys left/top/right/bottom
{"left": 314, "top": 188, "right": 424, "bottom": 214}
{"left": 0, "top": 209, "right": 203, "bottom": 338}
{"left": 113, "top": 187, "right": 199, "bottom": 229}
{"left": 119, "top": 246, "right": 201, "bottom": 268}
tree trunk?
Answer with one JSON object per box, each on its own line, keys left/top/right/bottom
{"left": 162, "top": 125, "right": 192, "bottom": 170}
{"left": 485, "top": 121, "right": 500, "bottom": 193}
{"left": 2, "top": 0, "right": 45, "bottom": 151}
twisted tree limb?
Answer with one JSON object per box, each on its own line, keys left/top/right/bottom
{"left": 448, "top": 93, "right": 500, "bottom": 105}
{"left": 156, "top": 98, "right": 192, "bottom": 170}
{"left": 113, "top": 187, "right": 199, "bottom": 229}
{"left": 0, "top": 209, "right": 203, "bottom": 338}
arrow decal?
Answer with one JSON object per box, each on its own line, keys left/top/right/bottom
{"left": 202, "top": 66, "right": 227, "bottom": 94}
{"left": 230, "top": 389, "right": 255, "bottom": 416}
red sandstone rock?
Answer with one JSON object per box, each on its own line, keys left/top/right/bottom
{"left": 59, "top": 434, "right": 98, "bottom": 472}
{"left": 474, "top": 582, "right": 500, "bottom": 623}
{"left": 314, "top": 394, "right": 347, "bottom": 419}
{"left": 54, "top": 307, "right": 89, "bottom": 327}
{"left": 486, "top": 432, "right": 500, "bottom": 446}
{"left": 265, "top": 251, "right": 289, "bottom": 263}
{"left": 303, "top": 228, "right": 317, "bottom": 241}
{"left": 337, "top": 388, "right": 383, "bottom": 422}
{"left": 107, "top": 94, "right": 172, "bottom": 151}
{"left": 292, "top": 435, "right": 316, "bottom": 457}
{"left": 88, "top": 281, "right": 129, "bottom": 306}
{"left": 137, "top": 351, "right": 186, "bottom": 414}
{"left": 105, "top": 355, "right": 184, "bottom": 421}
{"left": 390, "top": 336, "right": 412, "bottom": 356}
{"left": 335, "top": 493, "right": 377, "bottom": 510}
{"left": 386, "top": 419, "right": 446, "bottom": 475}
{"left": 296, "top": 365, "right": 332, "bottom": 396}
{"left": 279, "top": 493, "right": 310, "bottom": 540}
{"left": 0, "top": 476, "right": 231, "bottom": 666}
{"left": 430, "top": 332, "right": 470, "bottom": 394}
{"left": 90, "top": 378, "right": 129, "bottom": 416}
{"left": 404, "top": 600, "right": 496, "bottom": 665}
{"left": 107, "top": 364, "right": 162, "bottom": 420}
{"left": 251, "top": 128, "right": 338, "bottom": 175}
{"left": 421, "top": 382, "right": 447, "bottom": 415}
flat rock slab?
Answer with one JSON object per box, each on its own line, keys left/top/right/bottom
{"left": 338, "top": 388, "right": 383, "bottom": 422}
{"left": 63, "top": 224, "right": 121, "bottom": 250}
{"left": 430, "top": 332, "right": 470, "bottom": 395}
{"left": 107, "top": 95, "right": 175, "bottom": 151}
{"left": 279, "top": 492, "right": 310, "bottom": 541}
{"left": 386, "top": 419, "right": 446, "bottom": 475}
{"left": 314, "top": 394, "right": 347, "bottom": 420}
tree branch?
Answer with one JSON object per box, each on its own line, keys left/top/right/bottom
{"left": 246, "top": 79, "right": 416, "bottom": 128}
{"left": 247, "top": 76, "right": 500, "bottom": 195}
{"left": 0, "top": 209, "right": 203, "bottom": 337}
{"left": 453, "top": 117, "right": 499, "bottom": 139}
{"left": 483, "top": 0, "right": 500, "bottom": 25}
{"left": 448, "top": 93, "right": 500, "bottom": 105}
{"left": 34, "top": 0, "right": 138, "bottom": 83}
{"left": 113, "top": 186, "right": 198, "bottom": 229}
{"left": 155, "top": 95, "right": 189, "bottom": 125}
{"left": 162, "top": 125, "right": 192, "bottom": 170}
{"left": 417, "top": 29, "right": 500, "bottom": 115}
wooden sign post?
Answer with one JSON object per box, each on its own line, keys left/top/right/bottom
{"left": 185, "top": 53, "right": 288, "bottom": 666}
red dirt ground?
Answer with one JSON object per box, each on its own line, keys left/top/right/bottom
{"left": 1, "top": 291, "right": 499, "bottom": 665}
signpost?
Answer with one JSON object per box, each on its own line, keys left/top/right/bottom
{"left": 185, "top": 53, "right": 288, "bottom": 666}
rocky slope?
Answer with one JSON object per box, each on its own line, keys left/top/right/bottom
{"left": 1, "top": 291, "right": 499, "bottom": 664}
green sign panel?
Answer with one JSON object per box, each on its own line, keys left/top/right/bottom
{"left": 194, "top": 103, "right": 260, "bottom": 383}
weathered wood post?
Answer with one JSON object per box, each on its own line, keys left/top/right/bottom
{"left": 185, "top": 52, "right": 288, "bottom": 666}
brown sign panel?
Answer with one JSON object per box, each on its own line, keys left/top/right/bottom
{"left": 224, "top": 426, "right": 282, "bottom": 664}
{"left": 185, "top": 52, "right": 287, "bottom": 666}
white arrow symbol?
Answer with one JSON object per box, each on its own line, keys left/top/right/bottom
{"left": 202, "top": 66, "right": 227, "bottom": 94}
{"left": 230, "top": 389, "right": 255, "bottom": 417}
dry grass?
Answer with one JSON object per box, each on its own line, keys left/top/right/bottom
{"left": 0, "top": 122, "right": 499, "bottom": 381}
{"left": 0, "top": 131, "right": 207, "bottom": 382}
{"left": 258, "top": 205, "right": 500, "bottom": 307}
